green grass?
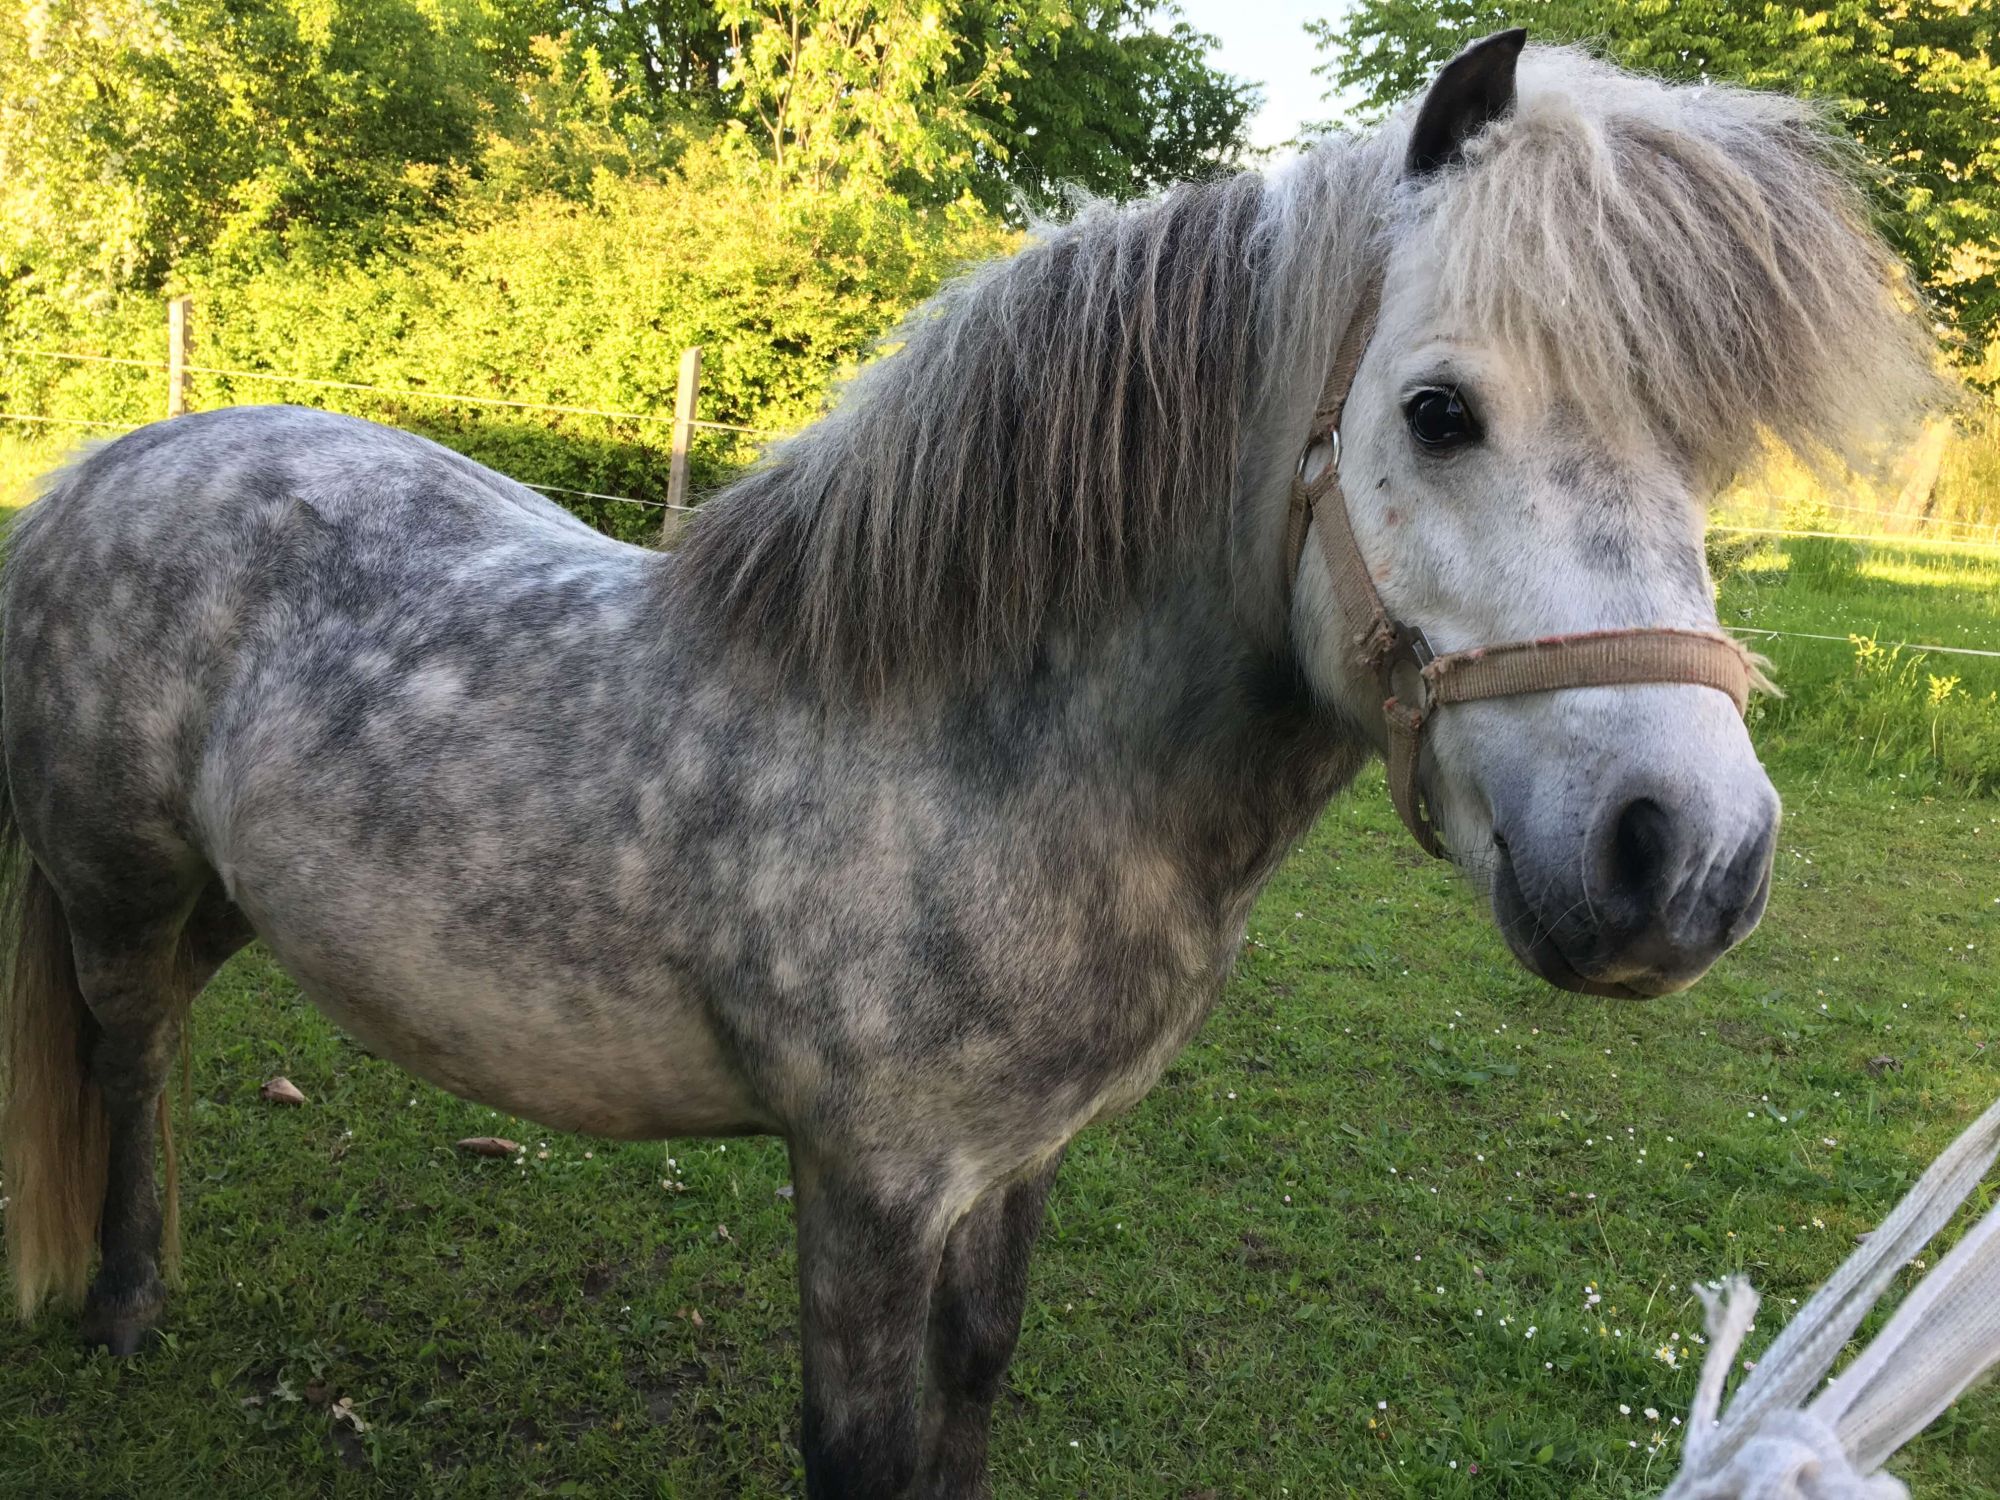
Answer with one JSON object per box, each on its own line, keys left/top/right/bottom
{"left": 1, "top": 774, "right": 1994, "bottom": 1498}
{"left": 1719, "top": 533, "right": 2000, "bottom": 793}
{"left": 1, "top": 516, "right": 1997, "bottom": 1498}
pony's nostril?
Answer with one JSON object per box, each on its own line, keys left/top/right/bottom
{"left": 1607, "top": 796, "right": 1674, "bottom": 906}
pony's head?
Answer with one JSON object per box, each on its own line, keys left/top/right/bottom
{"left": 1293, "top": 32, "right": 1941, "bottom": 996}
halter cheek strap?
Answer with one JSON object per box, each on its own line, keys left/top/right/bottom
{"left": 1285, "top": 273, "right": 1760, "bottom": 859}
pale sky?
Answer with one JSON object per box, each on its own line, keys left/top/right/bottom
{"left": 1176, "top": 0, "right": 1361, "bottom": 151}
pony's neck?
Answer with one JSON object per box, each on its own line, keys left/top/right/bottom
{"left": 1002, "top": 574, "right": 1370, "bottom": 900}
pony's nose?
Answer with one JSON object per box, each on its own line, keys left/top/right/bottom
{"left": 1584, "top": 785, "right": 1780, "bottom": 990}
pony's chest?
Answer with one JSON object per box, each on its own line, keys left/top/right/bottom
{"left": 1080, "top": 913, "right": 1251, "bottom": 1119}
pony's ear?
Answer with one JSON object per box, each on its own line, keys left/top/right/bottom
{"left": 1405, "top": 28, "right": 1527, "bottom": 177}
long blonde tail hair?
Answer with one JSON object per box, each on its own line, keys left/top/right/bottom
{"left": 0, "top": 782, "right": 112, "bottom": 1317}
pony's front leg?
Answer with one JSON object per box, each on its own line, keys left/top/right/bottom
{"left": 791, "top": 1146, "right": 957, "bottom": 1500}
{"left": 919, "top": 1149, "right": 1065, "bottom": 1500}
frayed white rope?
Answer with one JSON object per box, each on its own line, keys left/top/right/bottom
{"left": 1662, "top": 1095, "right": 2000, "bottom": 1499}
{"left": 1821, "top": 1200, "right": 2000, "bottom": 1472}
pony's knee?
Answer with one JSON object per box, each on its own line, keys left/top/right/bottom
{"left": 930, "top": 1302, "right": 1019, "bottom": 1404}
{"left": 803, "top": 1403, "right": 921, "bottom": 1500}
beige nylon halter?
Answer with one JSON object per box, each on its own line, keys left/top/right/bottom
{"left": 1285, "top": 273, "right": 1759, "bottom": 858}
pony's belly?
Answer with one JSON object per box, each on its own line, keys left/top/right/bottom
{"left": 260, "top": 938, "right": 774, "bottom": 1140}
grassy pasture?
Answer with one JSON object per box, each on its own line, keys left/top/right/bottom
{"left": 0, "top": 535, "right": 1996, "bottom": 1498}
{"left": 1720, "top": 532, "right": 2000, "bottom": 794}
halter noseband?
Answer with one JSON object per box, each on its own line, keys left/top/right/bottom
{"left": 1283, "top": 273, "right": 1759, "bottom": 859}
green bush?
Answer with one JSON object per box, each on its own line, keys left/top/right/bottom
{"left": 1704, "top": 529, "right": 1771, "bottom": 588}
{"left": 0, "top": 145, "right": 1011, "bottom": 543}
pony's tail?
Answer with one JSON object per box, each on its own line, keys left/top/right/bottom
{"left": 0, "top": 766, "right": 110, "bottom": 1318}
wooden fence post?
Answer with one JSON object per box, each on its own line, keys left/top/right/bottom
{"left": 661, "top": 346, "right": 702, "bottom": 545}
{"left": 166, "top": 296, "right": 192, "bottom": 418}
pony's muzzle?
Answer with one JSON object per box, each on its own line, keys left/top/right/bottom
{"left": 1493, "top": 778, "right": 1780, "bottom": 998}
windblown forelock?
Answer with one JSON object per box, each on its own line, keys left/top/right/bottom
{"left": 1408, "top": 49, "right": 1944, "bottom": 485}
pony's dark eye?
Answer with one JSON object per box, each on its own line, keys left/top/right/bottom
{"left": 1404, "top": 387, "right": 1482, "bottom": 449}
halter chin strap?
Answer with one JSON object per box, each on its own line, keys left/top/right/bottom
{"left": 1283, "top": 272, "right": 1761, "bottom": 859}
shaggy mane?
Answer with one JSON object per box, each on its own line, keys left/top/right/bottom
{"left": 676, "top": 171, "right": 1275, "bottom": 692}
{"left": 677, "top": 45, "right": 1943, "bottom": 694}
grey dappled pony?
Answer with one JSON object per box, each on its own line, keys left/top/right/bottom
{"left": 0, "top": 33, "right": 1939, "bottom": 1499}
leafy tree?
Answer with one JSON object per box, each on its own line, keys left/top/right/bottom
{"left": 477, "top": 37, "right": 682, "bottom": 204}
{"left": 1, "top": 0, "right": 1252, "bottom": 308}
{"left": 966, "top": 0, "right": 1259, "bottom": 212}
{"left": 0, "top": 0, "right": 1254, "bottom": 530}
{"left": 0, "top": 0, "right": 538, "bottom": 297}
{"left": 561, "top": 0, "right": 1255, "bottom": 212}
{"left": 712, "top": 0, "right": 1012, "bottom": 198}
{"left": 1307, "top": 1, "right": 2000, "bottom": 372}
{"left": 562, "top": 0, "right": 733, "bottom": 100}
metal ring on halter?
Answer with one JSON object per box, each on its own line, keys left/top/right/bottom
{"left": 1295, "top": 427, "right": 1341, "bottom": 481}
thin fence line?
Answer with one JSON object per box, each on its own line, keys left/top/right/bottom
{"left": 11, "top": 346, "right": 1995, "bottom": 489}
{"left": 183, "top": 364, "right": 683, "bottom": 424}
{"left": 4, "top": 343, "right": 670, "bottom": 421}
{"left": 521, "top": 481, "right": 692, "bottom": 513}
{"left": 0, "top": 398, "right": 766, "bottom": 446}
{"left": 189, "top": 366, "right": 775, "bottom": 436}
{"left": 1710, "top": 524, "right": 2000, "bottom": 554}
{"left": 1, "top": 341, "right": 778, "bottom": 433}
{"left": 1729, "top": 510, "right": 2000, "bottom": 542}
{"left": 3, "top": 414, "right": 1997, "bottom": 561}
{"left": 0, "top": 420, "right": 686, "bottom": 512}
{"left": 0, "top": 412, "right": 689, "bottom": 511}
{"left": 0, "top": 411, "right": 140, "bottom": 431}
{"left": 0, "top": 346, "right": 169, "bottom": 371}
{"left": 1724, "top": 493, "right": 2000, "bottom": 539}
{"left": 1736, "top": 628, "right": 2000, "bottom": 661}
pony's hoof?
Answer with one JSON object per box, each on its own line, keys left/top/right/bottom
{"left": 79, "top": 1277, "right": 165, "bottom": 1356}
{"left": 82, "top": 1317, "right": 155, "bottom": 1357}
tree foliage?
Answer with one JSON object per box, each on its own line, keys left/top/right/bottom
{"left": 1307, "top": 1, "right": 2000, "bottom": 373}
{"left": 713, "top": 0, "right": 1012, "bottom": 198}
{"left": 560, "top": 0, "right": 1255, "bottom": 211}
{"left": 1, "top": 0, "right": 1251, "bottom": 300}
{"left": 970, "top": 1, "right": 1259, "bottom": 211}
{"left": 0, "top": 0, "right": 537, "bottom": 297}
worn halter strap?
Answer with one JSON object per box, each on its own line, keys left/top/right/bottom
{"left": 1284, "top": 274, "right": 1759, "bottom": 859}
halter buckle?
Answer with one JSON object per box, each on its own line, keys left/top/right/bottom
{"left": 1379, "top": 620, "right": 1436, "bottom": 717}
